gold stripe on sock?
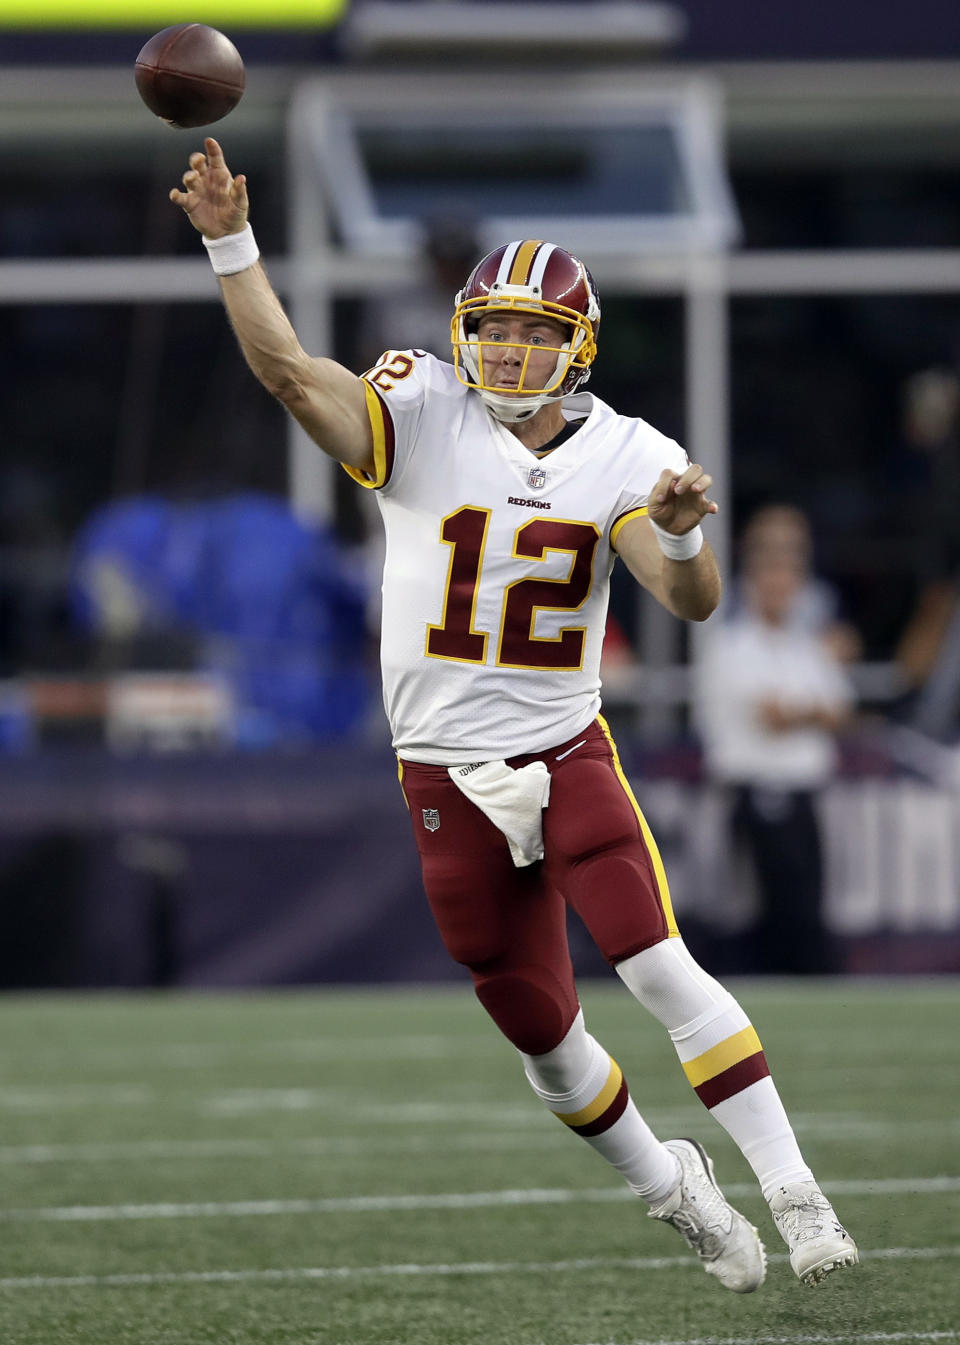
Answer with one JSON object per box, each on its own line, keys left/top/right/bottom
{"left": 681, "top": 1025, "right": 763, "bottom": 1088}
{"left": 553, "top": 1057, "right": 623, "bottom": 1128}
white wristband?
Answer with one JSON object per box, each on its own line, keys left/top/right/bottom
{"left": 650, "top": 519, "right": 704, "bottom": 561}
{"left": 203, "top": 224, "right": 259, "bottom": 276}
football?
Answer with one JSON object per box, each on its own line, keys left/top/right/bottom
{"left": 135, "top": 23, "right": 245, "bottom": 129}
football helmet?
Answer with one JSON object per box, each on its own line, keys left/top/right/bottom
{"left": 451, "top": 240, "right": 600, "bottom": 423}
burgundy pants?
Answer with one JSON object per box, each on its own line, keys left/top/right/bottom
{"left": 399, "top": 718, "right": 677, "bottom": 1055}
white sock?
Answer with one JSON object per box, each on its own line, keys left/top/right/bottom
{"left": 617, "top": 938, "right": 813, "bottom": 1200}
{"left": 521, "top": 1009, "right": 679, "bottom": 1204}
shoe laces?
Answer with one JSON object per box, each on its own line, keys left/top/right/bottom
{"left": 774, "top": 1188, "right": 833, "bottom": 1246}
{"left": 666, "top": 1176, "right": 733, "bottom": 1260}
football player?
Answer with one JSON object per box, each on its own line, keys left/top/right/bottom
{"left": 171, "top": 139, "right": 859, "bottom": 1291}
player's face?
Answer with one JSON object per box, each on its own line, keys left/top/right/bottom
{"left": 474, "top": 312, "right": 571, "bottom": 394}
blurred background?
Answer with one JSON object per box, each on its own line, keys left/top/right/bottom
{"left": 3, "top": 0, "right": 960, "bottom": 988}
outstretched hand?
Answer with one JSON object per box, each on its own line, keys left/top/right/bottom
{"left": 169, "top": 137, "right": 248, "bottom": 239}
{"left": 648, "top": 463, "right": 719, "bottom": 535}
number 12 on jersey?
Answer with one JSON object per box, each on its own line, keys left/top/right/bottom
{"left": 426, "top": 506, "right": 600, "bottom": 671}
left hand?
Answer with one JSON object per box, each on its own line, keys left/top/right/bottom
{"left": 648, "top": 464, "right": 718, "bottom": 535}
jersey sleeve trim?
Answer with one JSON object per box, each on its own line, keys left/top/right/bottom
{"left": 610, "top": 505, "right": 649, "bottom": 551}
{"left": 341, "top": 381, "right": 396, "bottom": 489}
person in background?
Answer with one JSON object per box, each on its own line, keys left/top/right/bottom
{"left": 695, "top": 511, "right": 856, "bottom": 975}
{"left": 894, "top": 368, "right": 960, "bottom": 736}
{"left": 732, "top": 504, "right": 862, "bottom": 665}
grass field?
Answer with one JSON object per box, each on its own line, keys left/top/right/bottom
{"left": 0, "top": 979, "right": 958, "bottom": 1345}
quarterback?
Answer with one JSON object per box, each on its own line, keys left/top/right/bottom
{"left": 171, "top": 139, "right": 859, "bottom": 1292}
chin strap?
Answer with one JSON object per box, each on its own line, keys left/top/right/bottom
{"left": 480, "top": 388, "right": 565, "bottom": 423}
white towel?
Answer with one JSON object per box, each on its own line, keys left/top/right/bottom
{"left": 447, "top": 759, "right": 552, "bottom": 867}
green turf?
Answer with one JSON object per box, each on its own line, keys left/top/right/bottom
{"left": 0, "top": 980, "right": 958, "bottom": 1344}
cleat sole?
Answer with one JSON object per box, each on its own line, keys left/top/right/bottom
{"left": 801, "top": 1250, "right": 860, "bottom": 1287}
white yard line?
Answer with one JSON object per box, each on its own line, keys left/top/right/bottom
{"left": 0, "top": 1114, "right": 955, "bottom": 1164}
{"left": 0, "top": 1133, "right": 572, "bottom": 1165}
{"left": 0, "top": 1088, "right": 551, "bottom": 1122}
{"left": 0, "top": 1087, "right": 551, "bottom": 1122}
{"left": 0, "top": 1035, "right": 489, "bottom": 1071}
{"left": 572, "top": 1333, "right": 960, "bottom": 1345}
{"left": 200, "top": 1095, "right": 550, "bottom": 1121}
{"left": 1, "top": 1177, "right": 957, "bottom": 1223}
{"left": 0, "top": 1085, "right": 154, "bottom": 1112}
{"left": 0, "top": 1245, "right": 956, "bottom": 1292}
{"left": 2, "top": 1082, "right": 955, "bottom": 1140}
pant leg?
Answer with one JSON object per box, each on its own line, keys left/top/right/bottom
{"left": 533, "top": 718, "right": 678, "bottom": 963}
{"left": 737, "top": 785, "right": 836, "bottom": 975}
{"left": 401, "top": 748, "right": 681, "bottom": 1204}
{"left": 399, "top": 759, "right": 580, "bottom": 1054}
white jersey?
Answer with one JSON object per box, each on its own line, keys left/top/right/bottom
{"left": 345, "top": 350, "right": 689, "bottom": 764}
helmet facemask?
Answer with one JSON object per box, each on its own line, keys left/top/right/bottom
{"left": 450, "top": 243, "right": 600, "bottom": 423}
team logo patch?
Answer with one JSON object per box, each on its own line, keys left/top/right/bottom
{"left": 527, "top": 467, "right": 547, "bottom": 490}
{"left": 422, "top": 808, "right": 441, "bottom": 832}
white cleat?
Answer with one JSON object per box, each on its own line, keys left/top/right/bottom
{"left": 769, "top": 1181, "right": 859, "bottom": 1286}
{"left": 648, "top": 1138, "right": 767, "bottom": 1293}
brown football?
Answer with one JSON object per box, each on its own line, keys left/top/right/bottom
{"left": 135, "top": 24, "right": 245, "bottom": 130}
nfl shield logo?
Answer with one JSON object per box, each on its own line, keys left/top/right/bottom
{"left": 422, "top": 808, "right": 440, "bottom": 832}
{"left": 527, "top": 467, "right": 547, "bottom": 490}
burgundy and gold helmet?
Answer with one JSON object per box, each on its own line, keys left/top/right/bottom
{"left": 451, "top": 239, "right": 601, "bottom": 422}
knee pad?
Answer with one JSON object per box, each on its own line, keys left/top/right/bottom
{"left": 474, "top": 965, "right": 579, "bottom": 1056}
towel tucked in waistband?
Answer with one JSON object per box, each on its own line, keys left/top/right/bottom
{"left": 447, "top": 759, "right": 551, "bottom": 867}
